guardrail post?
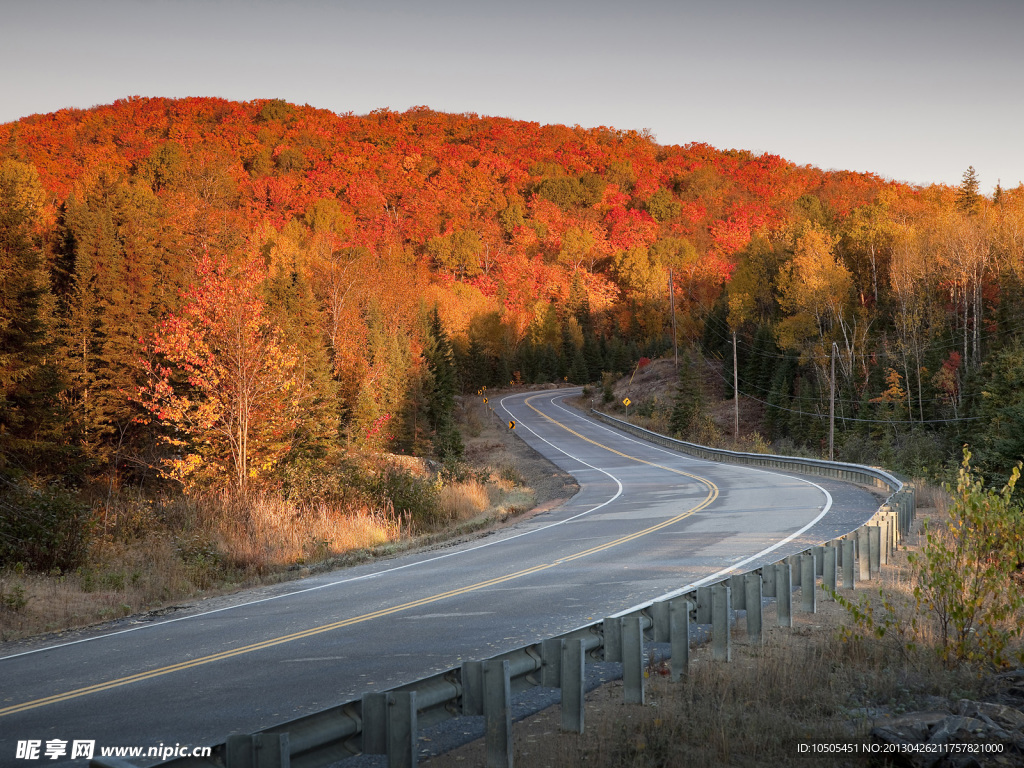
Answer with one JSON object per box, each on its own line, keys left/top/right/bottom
{"left": 483, "top": 660, "right": 512, "bottom": 768}
{"left": 461, "top": 661, "right": 484, "bottom": 716}
{"left": 650, "top": 600, "right": 670, "bottom": 642}
{"left": 622, "top": 617, "right": 645, "bottom": 705}
{"left": 388, "top": 691, "right": 417, "bottom": 768}
{"left": 560, "top": 638, "right": 585, "bottom": 734}
{"left": 869, "top": 526, "right": 881, "bottom": 576}
{"left": 669, "top": 598, "right": 691, "bottom": 681}
{"left": 225, "top": 734, "right": 290, "bottom": 768}
{"left": 729, "top": 574, "right": 746, "bottom": 610}
{"left": 776, "top": 562, "right": 792, "bottom": 627}
{"left": 858, "top": 527, "right": 871, "bottom": 582}
{"left": 696, "top": 586, "right": 712, "bottom": 624}
{"left": 761, "top": 563, "right": 776, "bottom": 597}
{"left": 800, "top": 554, "right": 816, "bottom": 613}
{"left": 541, "top": 638, "right": 561, "bottom": 687}
{"left": 712, "top": 583, "right": 732, "bottom": 661}
{"left": 603, "top": 616, "right": 622, "bottom": 662}
{"left": 361, "top": 692, "right": 387, "bottom": 755}
{"left": 788, "top": 555, "right": 801, "bottom": 587}
{"left": 813, "top": 546, "right": 824, "bottom": 577}
{"left": 744, "top": 572, "right": 762, "bottom": 642}
{"left": 879, "top": 514, "right": 890, "bottom": 566}
{"left": 823, "top": 545, "right": 838, "bottom": 598}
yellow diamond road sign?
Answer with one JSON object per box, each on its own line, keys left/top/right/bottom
{"left": 623, "top": 397, "right": 631, "bottom": 407}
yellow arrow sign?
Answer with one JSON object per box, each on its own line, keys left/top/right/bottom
{"left": 623, "top": 398, "right": 631, "bottom": 407}
{"left": 508, "top": 420, "right": 516, "bottom": 430}
{"left": 483, "top": 397, "right": 488, "bottom": 404}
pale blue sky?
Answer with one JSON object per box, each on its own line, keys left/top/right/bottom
{"left": 3, "top": 0, "right": 1021, "bottom": 193}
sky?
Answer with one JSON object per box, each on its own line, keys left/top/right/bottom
{"left": 3, "top": 0, "right": 1022, "bottom": 194}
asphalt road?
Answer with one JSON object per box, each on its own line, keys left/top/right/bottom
{"left": 0, "top": 389, "right": 882, "bottom": 766}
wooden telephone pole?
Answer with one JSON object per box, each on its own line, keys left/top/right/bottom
{"left": 733, "top": 331, "right": 739, "bottom": 442}
{"left": 668, "top": 268, "right": 678, "bottom": 371}
{"left": 829, "top": 342, "right": 837, "bottom": 461}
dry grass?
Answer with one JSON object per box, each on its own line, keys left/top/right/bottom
{"left": 0, "top": 494, "right": 407, "bottom": 642}
{"left": 438, "top": 479, "right": 492, "bottom": 522}
{"left": 207, "top": 493, "right": 404, "bottom": 569}
{"left": 1, "top": 395, "right": 571, "bottom": 644}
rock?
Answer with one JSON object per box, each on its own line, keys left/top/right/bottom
{"left": 922, "top": 695, "right": 953, "bottom": 712}
{"left": 875, "top": 711, "right": 951, "bottom": 743}
{"left": 956, "top": 699, "right": 1024, "bottom": 731}
{"left": 928, "top": 715, "right": 987, "bottom": 745}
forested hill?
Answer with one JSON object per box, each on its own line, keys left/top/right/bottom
{"left": 1, "top": 96, "right": 1022, "bottom": 494}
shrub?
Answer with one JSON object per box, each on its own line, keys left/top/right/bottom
{"left": 0, "top": 483, "right": 92, "bottom": 572}
{"left": 911, "top": 450, "right": 1024, "bottom": 667}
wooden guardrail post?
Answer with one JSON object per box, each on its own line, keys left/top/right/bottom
{"left": 669, "top": 598, "right": 691, "bottom": 680}
{"left": 858, "top": 526, "right": 871, "bottom": 582}
{"left": 842, "top": 538, "right": 855, "bottom": 589}
{"left": 696, "top": 586, "right": 712, "bottom": 624}
{"left": 712, "top": 583, "right": 732, "bottom": 661}
{"left": 800, "top": 554, "right": 816, "bottom": 613}
{"left": 869, "top": 525, "right": 882, "bottom": 576}
{"left": 744, "top": 571, "right": 763, "bottom": 642}
{"left": 622, "top": 617, "right": 645, "bottom": 705}
{"left": 603, "top": 616, "right": 622, "bottom": 662}
{"left": 387, "top": 692, "right": 417, "bottom": 768}
{"left": 225, "top": 734, "right": 290, "bottom": 768}
{"left": 776, "top": 561, "right": 792, "bottom": 627}
{"left": 761, "top": 563, "right": 776, "bottom": 597}
{"left": 483, "top": 660, "right": 512, "bottom": 768}
{"left": 560, "top": 638, "right": 585, "bottom": 734}
{"left": 823, "top": 545, "right": 838, "bottom": 598}
{"left": 361, "top": 692, "right": 387, "bottom": 755}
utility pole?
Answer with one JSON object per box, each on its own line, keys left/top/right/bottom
{"left": 829, "top": 342, "right": 837, "bottom": 461}
{"left": 733, "top": 330, "right": 739, "bottom": 443}
{"left": 668, "top": 268, "right": 678, "bottom": 371}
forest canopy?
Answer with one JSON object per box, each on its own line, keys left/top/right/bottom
{"left": 1, "top": 96, "right": 1022, "bottom": 498}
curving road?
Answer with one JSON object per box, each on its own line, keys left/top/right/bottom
{"left": 0, "top": 389, "right": 880, "bottom": 765}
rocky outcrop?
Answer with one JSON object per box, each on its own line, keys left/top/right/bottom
{"left": 868, "top": 671, "right": 1024, "bottom": 767}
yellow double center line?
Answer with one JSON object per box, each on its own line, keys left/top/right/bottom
{"left": 2, "top": 395, "right": 717, "bottom": 717}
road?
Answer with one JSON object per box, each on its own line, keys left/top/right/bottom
{"left": 0, "top": 389, "right": 881, "bottom": 766}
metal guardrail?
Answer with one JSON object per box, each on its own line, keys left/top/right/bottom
{"left": 95, "top": 416, "right": 915, "bottom": 768}
{"left": 588, "top": 409, "right": 904, "bottom": 496}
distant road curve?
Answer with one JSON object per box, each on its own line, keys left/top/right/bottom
{"left": 0, "top": 388, "right": 880, "bottom": 765}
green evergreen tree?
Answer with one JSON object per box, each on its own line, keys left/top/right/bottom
{"left": 977, "top": 339, "right": 1024, "bottom": 485}
{"left": 0, "top": 160, "right": 63, "bottom": 477}
{"left": 668, "top": 353, "right": 701, "bottom": 437}
{"left": 423, "top": 308, "right": 463, "bottom": 461}
{"left": 956, "top": 166, "right": 982, "bottom": 215}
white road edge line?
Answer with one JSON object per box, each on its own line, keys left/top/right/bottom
{"left": 536, "top": 391, "right": 837, "bottom": 620}
{"left": 0, "top": 391, "right": 623, "bottom": 663}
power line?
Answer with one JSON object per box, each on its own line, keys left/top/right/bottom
{"left": 696, "top": 298, "right": 1024, "bottom": 363}
{"left": 701, "top": 361, "right": 985, "bottom": 425}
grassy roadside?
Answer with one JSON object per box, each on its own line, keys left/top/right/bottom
{"left": 0, "top": 390, "right": 578, "bottom": 644}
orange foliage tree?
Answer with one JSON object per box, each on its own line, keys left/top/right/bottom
{"left": 138, "top": 254, "right": 311, "bottom": 491}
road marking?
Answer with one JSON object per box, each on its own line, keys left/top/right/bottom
{"left": 520, "top": 393, "right": 719, "bottom": 491}
{"left": 1, "top": 392, "right": 718, "bottom": 718}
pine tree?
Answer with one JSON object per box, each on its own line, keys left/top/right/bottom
{"left": 0, "top": 161, "right": 65, "bottom": 475}
{"left": 669, "top": 350, "right": 703, "bottom": 436}
{"left": 956, "top": 166, "right": 981, "bottom": 215}
{"left": 423, "top": 308, "right": 463, "bottom": 461}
